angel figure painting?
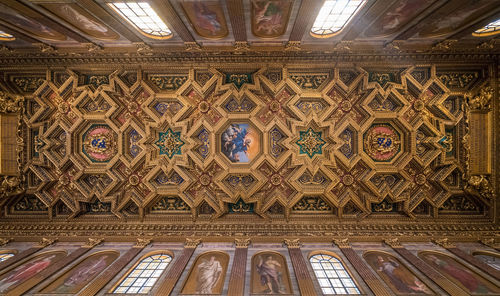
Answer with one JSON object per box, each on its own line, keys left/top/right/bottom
{"left": 0, "top": 251, "right": 66, "bottom": 293}
{"left": 420, "top": 252, "right": 500, "bottom": 294}
{"left": 364, "top": 252, "right": 433, "bottom": 295}
{"left": 41, "top": 251, "right": 118, "bottom": 293}
{"left": 251, "top": 252, "right": 292, "bottom": 294}
{"left": 251, "top": 0, "right": 292, "bottom": 38}
{"left": 221, "top": 123, "right": 259, "bottom": 163}
{"left": 181, "top": 251, "right": 229, "bottom": 294}
{"left": 181, "top": 1, "right": 228, "bottom": 39}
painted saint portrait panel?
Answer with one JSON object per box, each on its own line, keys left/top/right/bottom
{"left": 181, "top": 1, "right": 228, "bottom": 39}
{"left": 221, "top": 123, "right": 260, "bottom": 163}
{"left": 41, "top": 251, "right": 118, "bottom": 294}
{"left": 419, "top": 251, "right": 500, "bottom": 294}
{"left": 364, "top": 251, "right": 433, "bottom": 295}
{"left": 251, "top": 0, "right": 292, "bottom": 38}
{"left": 181, "top": 251, "right": 229, "bottom": 294}
{"left": 42, "top": 4, "right": 119, "bottom": 40}
{"left": 364, "top": 0, "right": 434, "bottom": 37}
{"left": 0, "top": 251, "right": 66, "bottom": 293}
{"left": 473, "top": 251, "right": 500, "bottom": 271}
{"left": 0, "top": 3, "right": 66, "bottom": 41}
{"left": 251, "top": 251, "right": 292, "bottom": 295}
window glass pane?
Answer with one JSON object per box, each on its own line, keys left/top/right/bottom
{"left": 113, "top": 253, "right": 172, "bottom": 294}
{"left": 474, "top": 18, "right": 500, "bottom": 36}
{"left": 311, "top": 0, "right": 366, "bottom": 37}
{"left": 108, "top": 2, "right": 172, "bottom": 38}
{"left": 0, "top": 31, "right": 14, "bottom": 41}
{"left": 0, "top": 254, "right": 14, "bottom": 262}
{"left": 310, "top": 254, "right": 360, "bottom": 294}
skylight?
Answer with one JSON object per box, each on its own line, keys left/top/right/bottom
{"left": 311, "top": 0, "right": 366, "bottom": 38}
{"left": 108, "top": 2, "right": 172, "bottom": 39}
{"left": 473, "top": 18, "right": 500, "bottom": 37}
{"left": 0, "top": 30, "right": 15, "bottom": 41}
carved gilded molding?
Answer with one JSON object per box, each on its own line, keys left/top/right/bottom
{"left": 468, "top": 86, "right": 493, "bottom": 111}
{"left": 283, "top": 238, "right": 301, "bottom": 248}
{"left": 433, "top": 238, "right": 456, "bottom": 248}
{"left": 333, "top": 238, "right": 351, "bottom": 248}
{"left": 0, "top": 92, "right": 24, "bottom": 114}
{"left": 37, "top": 238, "right": 57, "bottom": 248}
{"left": 234, "top": 238, "right": 251, "bottom": 248}
{"left": 83, "top": 237, "right": 104, "bottom": 248}
{"left": 185, "top": 238, "right": 201, "bottom": 248}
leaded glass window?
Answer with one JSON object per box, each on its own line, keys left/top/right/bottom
{"left": 113, "top": 253, "right": 172, "bottom": 294}
{"left": 108, "top": 2, "right": 172, "bottom": 39}
{"left": 473, "top": 18, "right": 500, "bottom": 36}
{"left": 311, "top": 0, "right": 366, "bottom": 38}
{"left": 0, "top": 253, "right": 14, "bottom": 262}
{"left": 310, "top": 254, "right": 360, "bottom": 295}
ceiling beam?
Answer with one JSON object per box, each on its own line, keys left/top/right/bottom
{"left": 151, "top": 0, "right": 195, "bottom": 43}
{"left": 226, "top": 0, "right": 247, "bottom": 42}
{"left": 289, "top": 0, "right": 323, "bottom": 42}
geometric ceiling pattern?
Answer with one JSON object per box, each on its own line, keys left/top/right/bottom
{"left": 5, "top": 64, "right": 494, "bottom": 223}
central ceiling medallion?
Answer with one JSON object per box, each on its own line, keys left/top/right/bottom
{"left": 221, "top": 123, "right": 260, "bottom": 163}
{"left": 82, "top": 124, "right": 117, "bottom": 163}
{"left": 363, "top": 124, "right": 401, "bottom": 162}
{"left": 296, "top": 128, "right": 326, "bottom": 158}
{"left": 155, "top": 128, "right": 184, "bottom": 158}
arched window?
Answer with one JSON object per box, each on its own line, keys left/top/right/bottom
{"left": 113, "top": 253, "right": 172, "bottom": 294}
{"left": 310, "top": 253, "right": 360, "bottom": 295}
{"left": 0, "top": 31, "right": 14, "bottom": 41}
{"left": 310, "top": 0, "right": 366, "bottom": 38}
{"left": 108, "top": 2, "right": 172, "bottom": 39}
{"left": 0, "top": 253, "right": 14, "bottom": 262}
{"left": 473, "top": 18, "right": 500, "bottom": 37}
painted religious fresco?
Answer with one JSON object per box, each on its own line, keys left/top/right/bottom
{"left": 181, "top": 1, "right": 228, "bottom": 39}
{"left": 0, "top": 251, "right": 66, "bottom": 293}
{"left": 251, "top": 251, "right": 292, "bottom": 294}
{"left": 364, "top": 251, "right": 433, "bottom": 295}
{"left": 419, "top": 251, "right": 500, "bottom": 294}
{"left": 473, "top": 251, "right": 500, "bottom": 270}
{"left": 181, "top": 251, "right": 229, "bottom": 294}
{"left": 0, "top": 3, "right": 66, "bottom": 41}
{"left": 42, "top": 4, "right": 119, "bottom": 40}
{"left": 251, "top": 0, "right": 292, "bottom": 38}
{"left": 418, "top": 0, "right": 499, "bottom": 37}
{"left": 221, "top": 123, "right": 259, "bottom": 163}
{"left": 364, "top": 0, "right": 435, "bottom": 37}
{"left": 41, "top": 251, "right": 118, "bottom": 294}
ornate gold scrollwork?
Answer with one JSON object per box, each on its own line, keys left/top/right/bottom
{"left": 134, "top": 238, "right": 152, "bottom": 248}
{"left": 185, "top": 238, "right": 202, "bottom": 248}
{"left": 333, "top": 238, "right": 350, "bottom": 248}
{"left": 384, "top": 238, "right": 402, "bottom": 248}
{"left": 433, "top": 238, "right": 455, "bottom": 248}
{"left": 0, "top": 238, "right": 11, "bottom": 247}
{"left": 0, "top": 92, "right": 24, "bottom": 114}
{"left": 283, "top": 238, "right": 301, "bottom": 248}
{"left": 235, "top": 238, "right": 251, "bottom": 248}
{"left": 84, "top": 238, "right": 104, "bottom": 248}
{"left": 37, "top": 238, "right": 57, "bottom": 248}
{"left": 468, "top": 86, "right": 493, "bottom": 111}
{"left": 466, "top": 175, "right": 494, "bottom": 199}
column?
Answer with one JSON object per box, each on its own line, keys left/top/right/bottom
{"left": 384, "top": 238, "right": 465, "bottom": 295}
{"left": 434, "top": 238, "right": 500, "bottom": 280}
{"left": 285, "top": 239, "right": 317, "bottom": 296}
{"left": 78, "top": 238, "right": 151, "bottom": 296}
{"left": 227, "top": 238, "right": 250, "bottom": 296}
{"left": 6, "top": 238, "right": 103, "bottom": 296}
{"left": 0, "top": 238, "right": 57, "bottom": 272}
{"left": 156, "top": 238, "right": 201, "bottom": 296}
{"left": 333, "top": 238, "right": 391, "bottom": 296}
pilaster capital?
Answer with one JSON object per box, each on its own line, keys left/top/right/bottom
{"left": 37, "top": 238, "right": 57, "bottom": 248}
{"left": 185, "top": 238, "right": 201, "bottom": 248}
{"left": 333, "top": 238, "right": 351, "bottom": 248}
{"left": 384, "top": 238, "right": 403, "bottom": 248}
{"left": 0, "top": 238, "right": 11, "bottom": 247}
{"left": 235, "top": 238, "right": 251, "bottom": 248}
{"left": 433, "top": 238, "right": 455, "bottom": 248}
{"left": 480, "top": 238, "right": 497, "bottom": 249}
{"left": 284, "top": 238, "right": 301, "bottom": 248}
{"left": 134, "top": 238, "right": 152, "bottom": 248}
{"left": 83, "top": 238, "right": 104, "bottom": 248}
